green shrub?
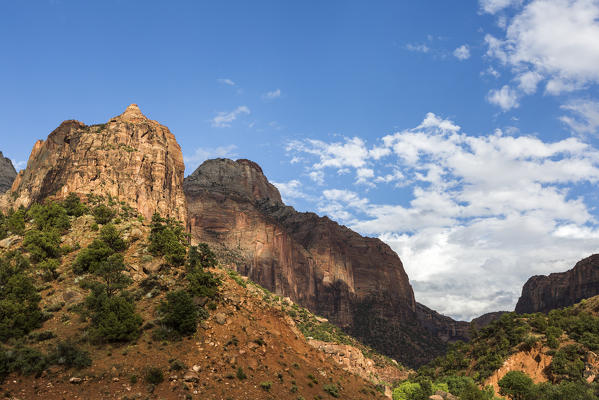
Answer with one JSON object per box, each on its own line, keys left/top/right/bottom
{"left": 187, "top": 244, "right": 217, "bottom": 270}
{"left": 6, "top": 208, "right": 26, "bottom": 235}
{"left": 498, "top": 371, "right": 534, "bottom": 400}
{"left": 323, "top": 383, "right": 340, "bottom": 397}
{"left": 92, "top": 204, "right": 115, "bottom": 224}
{"left": 236, "top": 366, "right": 247, "bottom": 380}
{"left": 63, "top": 193, "right": 87, "bottom": 217}
{"left": 0, "top": 345, "right": 49, "bottom": 379}
{"left": 549, "top": 344, "right": 585, "bottom": 381}
{"left": 158, "top": 290, "right": 199, "bottom": 336}
{"left": 38, "top": 258, "right": 60, "bottom": 281}
{"left": 73, "top": 239, "right": 114, "bottom": 274}
{"left": 86, "top": 289, "right": 142, "bottom": 342}
{"left": 144, "top": 367, "right": 164, "bottom": 384}
{"left": 0, "top": 256, "right": 43, "bottom": 341}
{"left": 260, "top": 381, "right": 272, "bottom": 391}
{"left": 48, "top": 341, "right": 91, "bottom": 369}
{"left": 99, "top": 224, "right": 127, "bottom": 252}
{"left": 187, "top": 269, "right": 220, "bottom": 298}
{"left": 28, "top": 202, "right": 70, "bottom": 233}
{"left": 148, "top": 213, "right": 187, "bottom": 266}
{"left": 23, "top": 229, "right": 61, "bottom": 263}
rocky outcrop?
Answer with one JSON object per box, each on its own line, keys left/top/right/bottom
{"left": 416, "top": 303, "right": 470, "bottom": 343}
{"left": 470, "top": 311, "right": 508, "bottom": 330}
{"left": 0, "top": 152, "right": 17, "bottom": 194}
{"left": 0, "top": 105, "right": 187, "bottom": 223}
{"left": 515, "top": 254, "right": 599, "bottom": 314}
{"left": 185, "top": 158, "right": 467, "bottom": 366}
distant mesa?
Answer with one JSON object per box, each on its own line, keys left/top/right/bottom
{"left": 515, "top": 254, "right": 599, "bottom": 314}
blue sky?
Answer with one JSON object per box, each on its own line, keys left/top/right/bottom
{"left": 2, "top": 0, "right": 599, "bottom": 320}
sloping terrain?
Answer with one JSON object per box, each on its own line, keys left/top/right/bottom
{"left": 390, "top": 297, "right": 599, "bottom": 399}
{"left": 0, "top": 195, "right": 404, "bottom": 400}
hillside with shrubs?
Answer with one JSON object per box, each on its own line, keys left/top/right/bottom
{"left": 0, "top": 194, "right": 403, "bottom": 399}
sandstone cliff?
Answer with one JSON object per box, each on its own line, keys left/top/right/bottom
{"left": 515, "top": 254, "right": 599, "bottom": 314}
{"left": 0, "top": 105, "right": 187, "bottom": 223}
{"left": 0, "top": 152, "right": 17, "bottom": 194}
{"left": 185, "top": 158, "right": 468, "bottom": 366}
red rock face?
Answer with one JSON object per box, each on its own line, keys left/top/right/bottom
{"left": 185, "top": 158, "right": 468, "bottom": 366}
{"left": 0, "top": 105, "right": 187, "bottom": 223}
{"left": 515, "top": 254, "right": 599, "bottom": 314}
{"left": 0, "top": 152, "right": 16, "bottom": 194}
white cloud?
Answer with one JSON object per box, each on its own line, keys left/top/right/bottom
{"left": 263, "top": 89, "right": 282, "bottom": 100}
{"left": 272, "top": 179, "right": 314, "bottom": 202}
{"left": 453, "top": 45, "right": 471, "bottom": 60}
{"left": 405, "top": 43, "right": 430, "bottom": 53}
{"left": 217, "top": 78, "right": 236, "bottom": 86}
{"left": 285, "top": 113, "right": 599, "bottom": 320}
{"left": 560, "top": 99, "right": 599, "bottom": 135}
{"left": 184, "top": 144, "right": 238, "bottom": 173}
{"left": 487, "top": 85, "right": 519, "bottom": 110}
{"left": 479, "top": 0, "right": 523, "bottom": 14}
{"left": 485, "top": 0, "right": 599, "bottom": 103}
{"left": 211, "top": 106, "right": 250, "bottom": 128}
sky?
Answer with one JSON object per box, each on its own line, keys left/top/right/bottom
{"left": 1, "top": 0, "right": 599, "bottom": 321}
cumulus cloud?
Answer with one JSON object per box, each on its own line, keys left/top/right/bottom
{"left": 484, "top": 0, "right": 599, "bottom": 108}
{"left": 211, "top": 106, "right": 250, "bottom": 128}
{"left": 285, "top": 113, "right": 599, "bottom": 320}
{"left": 272, "top": 179, "right": 317, "bottom": 202}
{"left": 263, "top": 89, "right": 282, "bottom": 100}
{"left": 453, "top": 45, "right": 471, "bottom": 60}
{"left": 487, "top": 85, "right": 519, "bottom": 110}
{"left": 184, "top": 144, "right": 238, "bottom": 173}
{"left": 560, "top": 99, "right": 599, "bottom": 135}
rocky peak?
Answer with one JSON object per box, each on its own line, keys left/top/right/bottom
{"left": 115, "top": 103, "right": 148, "bottom": 122}
{"left": 515, "top": 254, "right": 599, "bottom": 314}
{"left": 185, "top": 158, "right": 282, "bottom": 204}
{"left": 0, "top": 104, "right": 187, "bottom": 223}
{"left": 0, "top": 152, "right": 17, "bottom": 194}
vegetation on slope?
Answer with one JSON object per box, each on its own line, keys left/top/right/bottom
{"left": 0, "top": 194, "right": 221, "bottom": 382}
{"left": 391, "top": 300, "right": 599, "bottom": 399}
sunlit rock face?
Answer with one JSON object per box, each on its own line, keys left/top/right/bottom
{"left": 516, "top": 254, "right": 599, "bottom": 314}
{"left": 185, "top": 158, "right": 469, "bottom": 366}
{"left": 0, "top": 152, "right": 16, "bottom": 194}
{"left": 0, "top": 104, "right": 187, "bottom": 224}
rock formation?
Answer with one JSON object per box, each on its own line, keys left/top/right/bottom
{"left": 470, "top": 311, "right": 508, "bottom": 329}
{"left": 0, "top": 152, "right": 17, "bottom": 194}
{"left": 185, "top": 158, "right": 468, "bottom": 366}
{"left": 0, "top": 105, "right": 187, "bottom": 223}
{"left": 515, "top": 254, "right": 599, "bottom": 314}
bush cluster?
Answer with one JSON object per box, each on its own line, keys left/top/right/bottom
{"left": 148, "top": 213, "right": 187, "bottom": 266}
{"left": 0, "top": 253, "right": 43, "bottom": 341}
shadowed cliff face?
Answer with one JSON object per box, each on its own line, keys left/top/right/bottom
{"left": 0, "top": 152, "right": 17, "bottom": 194}
{"left": 185, "top": 158, "right": 469, "bottom": 366}
{"left": 0, "top": 105, "right": 187, "bottom": 223}
{"left": 515, "top": 254, "right": 599, "bottom": 314}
